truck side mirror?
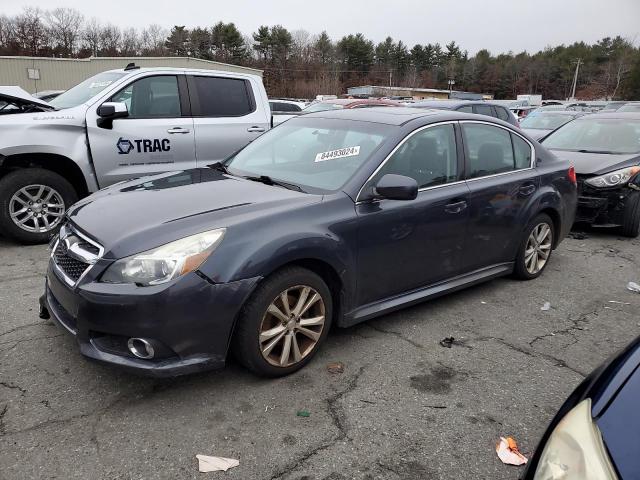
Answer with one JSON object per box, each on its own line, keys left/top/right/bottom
{"left": 97, "top": 102, "right": 129, "bottom": 129}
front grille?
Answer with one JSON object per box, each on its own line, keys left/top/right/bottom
{"left": 53, "top": 240, "right": 90, "bottom": 282}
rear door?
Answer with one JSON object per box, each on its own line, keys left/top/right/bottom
{"left": 460, "top": 121, "right": 538, "bottom": 270}
{"left": 355, "top": 122, "right": 470, "bottom": 305}
{"left": 188, "top": 75, "right": 269, "bottom": 166}
{"left": 86, "top": 73, "right": 195, "bottom": 187}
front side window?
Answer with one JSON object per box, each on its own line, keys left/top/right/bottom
{"left": 226, "top": 118, "right": 389, "bottom": 192}
{"left": 110, "top": 75, "right": 181, "bottom": 118}
{"left": 192, "top": 76, "right": 253, "bottom": 117}
{"left": 463, "top": 124, "right": 517, "bottom": 178}
{"left": 373, "top": 124, "right": 458, "bottom": 189}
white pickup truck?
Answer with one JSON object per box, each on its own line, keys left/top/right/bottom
{"left": 0, "top": 64, "right": 273, "bottom": 243}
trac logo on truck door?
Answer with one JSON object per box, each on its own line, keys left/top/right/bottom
{"left": 117, "top": 137, "right": 170, "bottom": 155}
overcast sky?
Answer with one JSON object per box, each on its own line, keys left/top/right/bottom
{"left": 3, "top": 0, "right": 639, "bottom": 54}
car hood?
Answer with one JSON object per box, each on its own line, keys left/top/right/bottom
{"left": 522, "top": 128, "right": 552, "bottom": 141}
{"left": 0, "top": 86, "right": 53, "bottom": 109}
{"left": 66, "top": 168, "right": 321, "bottom": 259}
{"left": 547, "top": 150, "right": 640, "bottom": 175}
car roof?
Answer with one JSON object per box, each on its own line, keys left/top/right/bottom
{"left": 318, "top": 98, "right": 400, "bottom": 106}
{"left": 301, "top": 106, "right": 491, "bottom": 126}
{"left": 409, "top": 99, "right": 509, "bottom": 109}
{"left": 104, "top": 66, "right": 261, "bottom": 79}
{"left": 530, "top": 110, "right": 583, "bottom": 116}
{"left": 575, "top": 111, "right": 640, "bottom": 120}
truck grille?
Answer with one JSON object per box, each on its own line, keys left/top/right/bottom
{"left": 53, "top": 241, "right": 90, "bottom": 282}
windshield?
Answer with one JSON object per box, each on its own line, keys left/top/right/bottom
{"left": 49, "top": 71, "right": 127, "bottom": 109}
{"left": 543, "top": 118, "right": 640, "bottom": 154}
{"left": 618, "top": 104, "right": 640, "bottom": 113}
{"left": 520, "top": 113, "right": 574, "bottom": 130}
{"left": 303, "top": 102, "right": 345, "bottom": 113}
{"left": 226, "top": 118, "right": 389, "bottom": 192}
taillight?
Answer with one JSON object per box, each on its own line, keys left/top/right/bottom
{"left": 568, "top": 166, "right": 577, "bottom": 185}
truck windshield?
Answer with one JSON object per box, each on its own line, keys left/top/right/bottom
{"left": 226, "top": 117, "right": 389, "bottom": 193}
{"left": 49, "top": 72, "right": 127, "bottom": 109}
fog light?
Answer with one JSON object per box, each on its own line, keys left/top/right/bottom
{"left": 127, "top": 338, "right": 155, "bottom": 359}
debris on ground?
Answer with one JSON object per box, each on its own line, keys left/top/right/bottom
{"left": 196, "top": 455, "right": 239, "bottom": 472}
{"left": 541, "top": 302, "right": 551, "bottom": 311}
{"left": 327, "top": 362, "right": 345, "bottom": 374}
{"left": 496, "top": 437, "right": 528, "bottom": 466}
{"left": 481, "top": 301, "right": 487, "bottom": 305}
{"left": 568, "top": 231, "right": 588, "bottom": 240}
{"left": 439, "top": 337, "right": 455, "bottom": 348}
{"left": 609, "top": 300, "right": 631, "bottom": 305}
{"left": 296, "top": 410, "right": 310, "bottom": 417}
{"left": 628, "top": 282, "right": 640, "bottom": 294}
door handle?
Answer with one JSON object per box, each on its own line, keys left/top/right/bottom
{"left": 247, "top": 126, "right": 266, "bottom": 133}
{"left": 444, "top": 200, "right": 467, "bottom": 214}
{"left": 167, "top": 127, "right": 190, "bottom": 134}
{"left": 519, "top": 184, "right": 536, "bottom": 196}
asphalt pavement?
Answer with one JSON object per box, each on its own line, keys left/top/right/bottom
{"left": 1, "top": 230, "right": 639, "bottom": 479}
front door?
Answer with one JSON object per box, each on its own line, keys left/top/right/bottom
{"left": 459, "top": 121, "right": 539, "bottom": 270}
{"left": 86, "top": 74, "right": 195, "bottom": 187}
{"left": 356, "top": 123, "right": 470, "bottom": 306}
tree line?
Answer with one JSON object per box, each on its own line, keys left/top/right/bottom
{"left": 1, "top": 7, "right": 639, "bottom": 100}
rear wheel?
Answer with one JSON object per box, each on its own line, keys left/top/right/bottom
{"left": 0, "top": 168, "right": 77, "bottom": 244}
{"left": 620, "top": 192, "right": 640, "bottom": 238}
{"left": 232, "top": 267, "right": 332, "bottom": 377}
{"left": 513, "top": 213, "right": 555, "bottom": 280}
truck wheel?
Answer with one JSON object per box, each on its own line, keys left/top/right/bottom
{"left": 620, "top": 192, "right": 640, "bottom": 238}
{"left": 232, "top": 267, "right": 332, "bottom": 377}
{"left": 0, "top": 168, "right": 78, "bottom": 244}
{"left": 513, "top": 213, "right": 555, "bottom": 280}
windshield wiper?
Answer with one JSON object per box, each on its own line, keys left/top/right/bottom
{"left": 577, "top": 149, "right": 616, "bottom": 154}
{"left": 208, "top": 161, "right": 230, "bottom": 173}
{"left": 243, "top": 175, "right": 305, "bottom": 192}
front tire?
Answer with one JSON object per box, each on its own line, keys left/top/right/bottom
{"left": 513, "top": 213, "right": 555, "bottom": 280}
{"left": 0, "top": 168, "right": 77, "bottom": 244}
{"left": 232, "top": 267, "right": 333, "bottom": 377}
{"left": 620, "top": 192, "right": 640, "bottom": 238}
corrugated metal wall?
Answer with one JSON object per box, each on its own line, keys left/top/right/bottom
{"left": 0, "top": 56, "right": 262, "bottom": 93}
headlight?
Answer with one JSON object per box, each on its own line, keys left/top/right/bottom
{"left": 533, "top": 399, "right": 618, "bottom": 480}
{"left": 585, "top": 166, "right": 640, "bottom": 188}
{"left": 100, "top": 228, "right": 225, "bottom": 286}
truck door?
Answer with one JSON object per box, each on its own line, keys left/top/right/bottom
{"left": 186, "top": 75, "right": 269, "bottom": 166}
{"left": 86, "top": 74, "right": 195, "bottom": 187}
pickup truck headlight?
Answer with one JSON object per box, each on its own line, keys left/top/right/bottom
{"left": 101, "top": 228, "right": 225, "bottom": 286}
{"left": 533, "top": 399, "right": 618, "bottom": 480}
{"left": 585, "top": 166, "right": 640, "bottom": 188}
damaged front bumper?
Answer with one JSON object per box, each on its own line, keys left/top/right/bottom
{"left": 40, "top": 262, "right": 261, "bottom": 377}
{"left": 576, "top": 181, "right": 636, "bottom": 226}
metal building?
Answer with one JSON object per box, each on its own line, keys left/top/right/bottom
{"left": 0, "top": 56, "right": 262, "bottom": 93}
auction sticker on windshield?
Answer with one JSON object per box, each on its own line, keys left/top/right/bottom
{"left": 315, "top": 146, "right": 360, "bottom": 162}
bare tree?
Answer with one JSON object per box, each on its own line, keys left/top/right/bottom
{"left": 82, "top": 18, "right": 102, "bottom": 56}
{"left": 100, "top": 24, "right": 121, "bottom": 56}
{"left": 0, "top": 15, "right": 16, "bottom": 53}
{"left": 13, "top": 7, "right": 47, "bottom": 56}
{"left": 46, "top": 7, "right": 84, "bottom": 57}
{"left": 140, "top": 24, "right": 167, "bottom": 55}
{"left": 121, "top": 27, "right": 140, "bottom": 56}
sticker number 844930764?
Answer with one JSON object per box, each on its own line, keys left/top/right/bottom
{"left": 315, "top": 146, "right": 361, "bottom": 163}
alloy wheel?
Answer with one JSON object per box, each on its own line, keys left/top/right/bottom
{"left": 259, "top": 285, "right": 326, "bottom": 368}
{"left": 524, "top": 223, "right": 553, "bottom": 274}
{"left": 9, "top": 184, "right": 66, "bottom": 233}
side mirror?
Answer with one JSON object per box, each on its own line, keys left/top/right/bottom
{"left": 97, "top": 102, "right": 128, "bottom": 129}
{"left": 375, "top": 174, "right": 418, "bottom": 201}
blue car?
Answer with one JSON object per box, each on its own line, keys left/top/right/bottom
{"left": 523, "top": 336, "right": 640, "bottom": 479}
{"left": 40, "top": 107, "right": 577, "bottom": 377}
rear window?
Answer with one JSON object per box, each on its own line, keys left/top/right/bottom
{"left": 495, "top": 107, "right": 511, "bottom": 121}
{"left": 473, "top": 104, "right": 494, "bottom": 117}
{"left": 191, "top": 76, "right": 254, "bottom": 117}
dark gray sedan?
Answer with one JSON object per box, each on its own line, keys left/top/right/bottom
{"left": 40, "top": 108, "right": 577, "bottom": 377}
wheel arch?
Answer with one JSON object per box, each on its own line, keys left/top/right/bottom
{"left": 0, "top": 153, "right": 89, "bottom": 197}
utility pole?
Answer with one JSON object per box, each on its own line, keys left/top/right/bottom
{"left": 570, "top": 58, "right": 582, "bottom": 100}
{"left": 389, "top": 70, "right": 392, "bottom": 88}
{"left": 448, "top": 78, "right": 455, "bottom": 98}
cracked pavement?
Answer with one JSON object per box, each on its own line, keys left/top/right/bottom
{"left": 1, "top": 230, "right": 639, "bottom": 479}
